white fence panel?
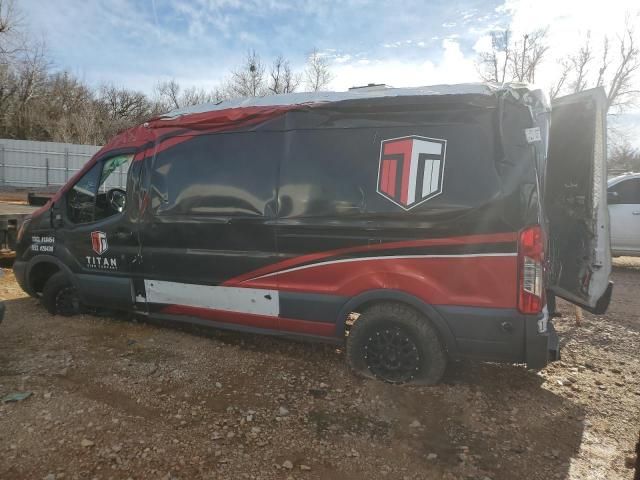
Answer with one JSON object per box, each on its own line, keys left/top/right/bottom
{"left": 0, "top": 139, "right": 110, "bottom": 188}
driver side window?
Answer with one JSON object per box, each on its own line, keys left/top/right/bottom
{"left": 67, "top": 154, "right": 133, "bottom": 224}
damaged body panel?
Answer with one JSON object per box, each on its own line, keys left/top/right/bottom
{"left": 12, "top": 83, "right": 611, "bottom": 380}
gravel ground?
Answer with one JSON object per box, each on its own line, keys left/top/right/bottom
{"left": 1, "top": 260, "right": 639, "bottom": 480}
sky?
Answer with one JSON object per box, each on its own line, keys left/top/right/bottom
{"left": 17, "top": 0, "right": 640, "bottom": 144}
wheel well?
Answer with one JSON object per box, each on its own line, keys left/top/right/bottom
{"left": 29, "top": 262, "right": 60, "bottom": 294}
{"left": 337, "top": 290, "right": 458, "bottom": 357}
{"left": 345, "top": 299, "right": 423, "bottom": 334}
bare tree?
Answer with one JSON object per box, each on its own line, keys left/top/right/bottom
{"left": 596, "top": 36, "right": 609, "bottom": 88}
{"left": 304, "top": 48, "right": 332, "bottom": 92}
{"left": 609, "top": 140, "right": 640, "bottom": 171}
{"left": 268, "top": 55, "right": 300, "bottom": 94}
{"left": 553, "top": 17, "right": 640, "bottom": 112}
{"left": 0, "top": 0, "right": 23, "bottom": 58}
{"left": 477, "top": 30, "right": 511, "bottom": 84}
{"left": 511, "top": 28, "right": 548, "bottom": 83}
{"left": 43, "top": 71, "right": 95, "bottom": 142}
{"left": 569, "top": 33, "right": 593, "bottom": 93}
{"left": 605, "top": 18, "right": 640, "bottom": 111}
{"left": 549, "top": 59, "right": 571, "bottom": 100}
{"left": 99, "top": 84, "right": 150, "bottom": 121}
{"left": 211, "top": 87, "right": 227, "bottom": 103}
{"left": 228, "top": 50, "right": 266, "bottom": 97}
{"left": 181, "top": 86, "right": 218, "bottom": 106}
{"left": 12, "top": 41, "right": 48, "bottom": 138}
{"left": 0, "top": 0, "right": 23, "bottom": 125}
{"left": 154, "top": 79, "right": 222, "bottom": 113}
{"left": 477, "top": 28, "right": 548, "bottom": 84}
{"left": 72, "top": 84, "right": 150, "bottom": 142}
{"left": 156, "top": 79, "right": 182, "bottom": 110}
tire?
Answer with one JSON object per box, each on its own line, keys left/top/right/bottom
{"left": 41, "top": 272, "right": 81, "bottom": 316}
{"left": 346, "top": 303, "right": 447, "bottom": 385}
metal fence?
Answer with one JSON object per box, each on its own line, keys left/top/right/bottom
{"left": 0, "top": 139, "right": 107, "bottom": 189}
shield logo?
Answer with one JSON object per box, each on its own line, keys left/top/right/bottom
{"left": 91, "top": 231, "right": 108, "bottom": 255}
{"left": 377, "top": 135, "right": 446, "bottom": 210}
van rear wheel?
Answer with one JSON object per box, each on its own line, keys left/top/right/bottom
{"left": 346, "top": 303, "right": 447, "bottom": 385}
{"left": 41, "top": 272, "right": 80, "bottom": 316}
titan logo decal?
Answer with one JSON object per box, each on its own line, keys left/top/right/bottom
{"left": 377, "top": 136, "right": 447, "bottom": 210}
{"left": 87, "top": 231, "right": 117, "bottom": 270}
{"left": 91, "top": 231, "right": 108, "bottom": 255}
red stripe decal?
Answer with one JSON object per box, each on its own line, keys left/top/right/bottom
{"left": 160, "top": 305, "right": 335, "bottom": 337}
{"left": 278, "top": 318, "right": 336, "bottom": 337}
{"left": 268, "top": 256, "right": 519, "bottom": 309}
{"left": 224, "top": 232, "right": 518, "bottom": 286}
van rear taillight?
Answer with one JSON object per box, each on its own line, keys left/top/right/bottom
{"left": 518, "top": 225, "right": 544, "bottom": 314}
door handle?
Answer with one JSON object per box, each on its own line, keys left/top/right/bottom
{"left": 632, "top": 211, "right": 640, "bottom": 215}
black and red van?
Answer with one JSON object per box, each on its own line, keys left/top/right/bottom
{"left": 13, "top": 84, "right": 612, "bottom": 384}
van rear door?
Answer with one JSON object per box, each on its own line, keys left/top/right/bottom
{"left": 544, "top": 87, "right": 612, "bottom": 313}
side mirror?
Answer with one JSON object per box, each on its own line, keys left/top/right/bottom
{"left": 607, "top": 191, "right": 619, "bottom": 204}
{"left": 51, "top": 202, "right": 64, "bottom": 228}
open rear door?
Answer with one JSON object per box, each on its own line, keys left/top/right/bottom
{"left": 544, "top": 87, "right": 612, "bottom": 313}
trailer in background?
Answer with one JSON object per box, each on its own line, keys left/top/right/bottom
{"left": 0, "top": 202, "right": 36, "bottom": 259}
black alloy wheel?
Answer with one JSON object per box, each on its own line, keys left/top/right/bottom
{"left": 363, "top": 324, "right": 423, "bottom": 383}
{"left": 346, "top": 303, "right": 447, "bottom": 385}
{"left": 54, "top": 285, "right": 81, "bottom": 316}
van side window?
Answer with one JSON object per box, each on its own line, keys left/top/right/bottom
{"left": 609, "top": 178, "right": 640, "bottom": 205}
{"left": 278, "top": 131, "right": 371, "bottom": 218}
{"left": 66, "top": 154, "right": 133, "bottom": 224}
{"left": 150, "top": 134, "right": 278, "bottom": 217}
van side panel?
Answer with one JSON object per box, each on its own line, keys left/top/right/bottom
{"left": 224, "top": 233, "right": 518, "bottom": 308}
{"left": 138, "top": 95, "right": 540, "bottom": 359}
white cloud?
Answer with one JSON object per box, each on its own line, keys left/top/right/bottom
{"left": 334, "top": 54, "right": 353, "bottom": 64}
{"left": 329, "top": 39, "right": 479, "bottom": 91}
{"left": 472, "top": 34, "right": 492, "bottom": 54}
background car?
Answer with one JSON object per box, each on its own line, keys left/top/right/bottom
{"left": 608, "top": 172, "right": 640, "bottom": 256}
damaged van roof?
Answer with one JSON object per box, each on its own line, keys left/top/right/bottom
{"left": 161, "top": 83, "right": 503, "bottom": 120}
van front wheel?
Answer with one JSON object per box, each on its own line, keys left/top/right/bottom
{"left": 346, "top": 303, "right": 447, "bottom": 385}
{"left": 41, "top": 272, "right": 81, "bottom": 316}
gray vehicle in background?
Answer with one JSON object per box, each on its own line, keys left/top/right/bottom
{"left": 608, "top": 173, "right": 640, "bottom": 256}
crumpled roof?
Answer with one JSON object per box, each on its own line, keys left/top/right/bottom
{"left": 160, "top": 83, "right": 499, "bottom": 120}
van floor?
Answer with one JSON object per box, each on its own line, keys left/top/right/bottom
{"left": 1, "top": 261, "right": 638, "bottom": 480}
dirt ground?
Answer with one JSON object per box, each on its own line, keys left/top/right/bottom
{"left": 1, "top": 261, "right": 639, "bottom": 480}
